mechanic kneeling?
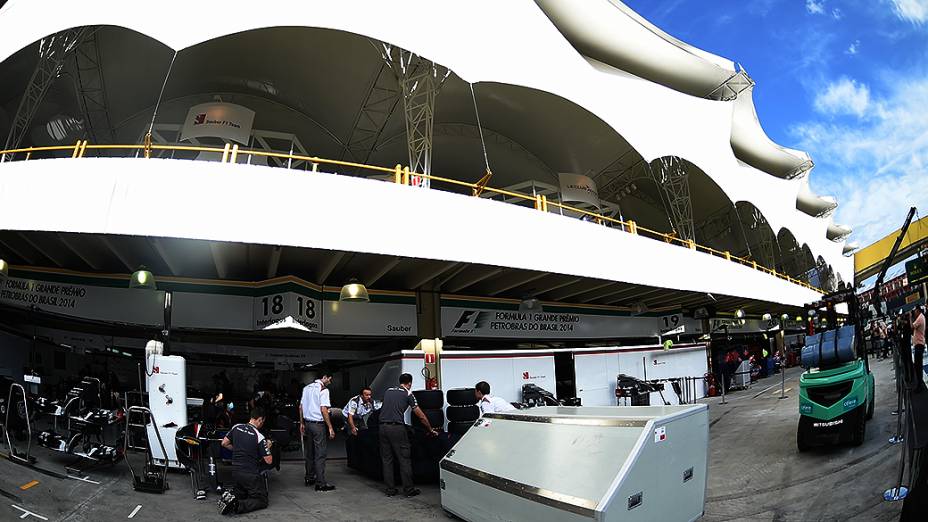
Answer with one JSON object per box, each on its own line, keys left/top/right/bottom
{"left": 218, "top": 407, "right": 273, "bottom": 516}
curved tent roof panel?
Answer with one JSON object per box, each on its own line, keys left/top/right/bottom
{"left": 535, "top": 0, "right": 737, "bottom": 99}
{"left": 796, "top": 178, "right": 837, "bottom": 217}
{"left": 731, "top": 86, "right": 813, "bottom": 179}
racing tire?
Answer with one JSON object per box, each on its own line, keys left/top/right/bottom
{"left": 446, "top": 405, "right": 480, "bottom": 423}
{"left": 414, "top": 408, "right": 444, "bottom": 431}
{"left": 413, "top": 390, "right": 444, "bottom": 410}
{"left": 446, "top": 388, "right": 478, "bottom": 406}
{"left": 447, "top": 421, "right": 473, "bottom": 436}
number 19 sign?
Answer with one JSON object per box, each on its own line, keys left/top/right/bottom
{"left": 254, "top": 292, "right": 321, "bottom": 332}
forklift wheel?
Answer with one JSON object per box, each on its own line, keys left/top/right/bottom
{"left": 850, "top": 408, "right": 866, "bottom": 447}
{"left": 797, "top": 417, "right": 812, "bottom": 452}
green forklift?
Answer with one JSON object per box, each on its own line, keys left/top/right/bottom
{"left": 797, "top": 289, "right": 874, "bottom": 450}
{"left": 796, "top": 207, "right": 916, "bottom": 451}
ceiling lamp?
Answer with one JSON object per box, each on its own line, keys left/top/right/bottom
{"left": 734, "top": 309, "right": 745, "bottom": 319}
{"left": 339, "top": 279, "right": 370, "bottom": 302}
{"left": 519, "top": 298, "right": 544, "bottom": 312}
{"left": 0, "top": 258, "right": 8, "bottom": 278}
{"left": 761, "top": 313, "right": 772, "bottom": 321}
{"left": 130, "top": 266, "right": 156, "bottom": 290}
{"left": 781, "top": 313, "right": 790, "bottom": 322}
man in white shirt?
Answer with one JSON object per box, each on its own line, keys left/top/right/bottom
{"left": 299, "top": 370, "right": 335, "bottom": 491}
{"left": 344, "top": 386, "right": 380, "bottom": 436}
{"left": 475, "top": 381, "right": 516, "bottom": 414}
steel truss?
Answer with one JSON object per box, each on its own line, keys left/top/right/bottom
{"left": 72, "top": 29, "right": 114, "bottom": 144}
{"left": 3, "top": 28, "right": 89, "bottom": 154}
{"left": 649, "top": 156, "right": 695, "bottom": 242}
{"left": 706, "top": 69, "right": 754, "bottom": 101}
{"left": 381, "top": 44, "right": 450, "bottom": 188}
{"left": 341, "top": 61, "right": 403, "bottom": 166}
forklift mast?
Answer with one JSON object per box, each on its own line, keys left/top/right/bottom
{"left": 871, "top": 206, "right": 917, "bottom": 320}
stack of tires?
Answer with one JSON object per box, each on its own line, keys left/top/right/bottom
{"left": 446, "top": 388, "right": 480, "bottom": 438}
{"left": 411, "top": 390, "right": 448, "bottom": 483}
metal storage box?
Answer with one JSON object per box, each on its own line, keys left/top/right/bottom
{"left": 440, "top": 405, "right": 708, "bottom": 522}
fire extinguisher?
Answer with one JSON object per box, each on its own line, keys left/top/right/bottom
{"left": 426, "top": 377, "right": 439, "bottom": 390}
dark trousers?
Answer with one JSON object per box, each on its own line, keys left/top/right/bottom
{"left": 303, "top": 421, "right": 328, "bottom": 485}
{"left": 916, "top": 344, "right": 926, "bottom": 390}
{"left": 380, "top": 424, "right": 413, "bottom": 491}
{"left": 232, "top": 471, "right": 268, "bottom": 514}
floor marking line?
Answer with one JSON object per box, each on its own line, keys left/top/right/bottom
{"left": 67, "top": 475, "right": 100, "bottom": 485}
{"left": 18, "top": 481, "right": 39, "bottom": 491}
{"left": 128, "top": 505, "right": 142, "bottom": 519}
{"left": 11, "top": 505, "right": 48, "bottom": 520}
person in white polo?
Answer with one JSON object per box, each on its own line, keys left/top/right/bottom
{"left": 299, "top": 370, "right": 335, "bottom": 491}
{"left": 475, "top": 381, "right": 516, "bottom": 414}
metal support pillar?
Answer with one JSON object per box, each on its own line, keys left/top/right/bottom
{"left": 381, "top": 43, "right": 450, "bottom": 188}
{"left": 649, "top": 156, "right": 695, "bottom": 242}
{"left": 3, "top": 28, "right": 89, "bottom": 154}
{"left": 72, "top": 28, "right": 115, "bottom": 144}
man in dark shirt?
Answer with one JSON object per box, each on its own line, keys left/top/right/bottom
{"left": 379, "top": 373, "right": 437, "bottom": 498}
{"left": 218, "top": 407, "right": 273, "bottom": 516}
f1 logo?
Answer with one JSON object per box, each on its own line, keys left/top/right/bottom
{"left": 193, "top": 113, "right": 206, "bottom": 125}
{"left": 454, "top": 311, "right": 478, "bottom": 329}
{"left": 522, "top": 372, "right": 529, "bottom": 380}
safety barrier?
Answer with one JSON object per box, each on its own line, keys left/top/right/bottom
{"left": 0, "top": 141, "right": 824, "bottom": 293}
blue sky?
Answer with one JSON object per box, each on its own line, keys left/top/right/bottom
{"left": 624, "top": 0, "right": 928, "bottom": 249}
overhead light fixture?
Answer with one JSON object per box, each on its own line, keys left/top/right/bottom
{"left": 0, "top": 258, "right": 8, "bottom": 278}
{"left": 796, "top": 316, "right": 803, "bottom": 322}
{"left": 339, "top": 279, "right": 370, "bottom": 302}
{"left": 130, "top": 266, "right": 156, "bottom": 290}
{"left": 734, "top": 309, "right": 745, "bottom": 319}
{"left": 632, "top": 301, "right": 649, "bottom": 316}
{"left": 781, "top": 313, "right": 789, "bottom": 322}
{"left": 519, "top": 298, "right": 544, "bottom": 312}
{"left": 739, "top": 318, "right": 746, "bottom": 326}
{"left": 761, "top": 313, "right": 772, "bottom": 321}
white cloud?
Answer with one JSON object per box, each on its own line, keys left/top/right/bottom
{"left": 889, "top": 0, "right": 928, "bottom": 24}
{"left": 846, "top": 40, "right": 860, "bottom": 55}
{"left": 813, "top": 77, "right": 871, "bottom": 117}
{"left": 832, "top": 7, "right": 843, "bottom": 19}
{"left": 806, "top": 0, "right": 825, "bottom": 14}
{"left": 791, "top": 77, "right": 928, "bottom": 246}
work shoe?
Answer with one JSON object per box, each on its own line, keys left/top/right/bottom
{"left": 404, "top": 488, "right": 421, "bottom": 498}
{"left": 385, "top": 488, "right": 398, "bottom": 497}
{"left": 218, "top": 497, "right": 238, "bottom": 516}
{"left": 304, "top": 477, "right": 316, "bottom": 487}
{"left": 315, "top": 484, "right": 336, "bottom": 492}
{"left": 220, "top": 490, "right": 236, "bottom": 504}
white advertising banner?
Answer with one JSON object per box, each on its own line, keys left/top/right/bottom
{"left": 558, "top": 172, "right": 600, "bottom": 208}
{"left": 179, "top": 102, "right": 255, "bottom": 145}
{"left": 322, "top": 300, "right": 418, "bottom": 336}
{"left": 0, "top": 276, "right": 165, "bottom": 326}
{"left": 442, "top": 306, "right": 704, "bottom": 339}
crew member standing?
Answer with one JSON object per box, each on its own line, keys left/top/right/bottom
{"left": 344, "top": 386, "right": 380, "bottom": 436}
{"left": 475, "top": 381, "right": 516, "bottom": 414}
{"left": 299, "top": 370, "right": 336, "bottom": 491}
{"left": 913, "top": 306, "right": 926, "bottom": 390}
{"left": 379, "top": 373, "right": 437, "bottom": 497}
{"left": 218, "top": 407, "right": 273, "bottom": 516}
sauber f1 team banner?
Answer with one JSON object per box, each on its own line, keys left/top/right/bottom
{"left": 179, "top": 102, "right": 255, "bottom": 145}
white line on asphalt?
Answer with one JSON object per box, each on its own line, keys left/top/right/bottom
{"left": 67, "top": 476, "right": 100, "bottom": 485}
{"left": 12, "top": 505, "right": 49, "bottom": 520}
{"left": 128, "top": 505, "right": 142, "bottom": 519}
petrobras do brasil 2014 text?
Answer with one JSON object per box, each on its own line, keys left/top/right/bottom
{"left": 1, "top": 279, "right": 85, "bottom": 308}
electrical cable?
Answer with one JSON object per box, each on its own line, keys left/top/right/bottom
{"left": 469, "top": 83, "right": 490, "bottom": 173}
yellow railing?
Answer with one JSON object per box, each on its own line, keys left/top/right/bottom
{"left": 0, "top": 141, "right": 824, "bottom": 293}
